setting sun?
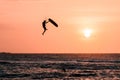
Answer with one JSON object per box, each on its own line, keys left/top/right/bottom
{"left": 83, "top": 28, "right": 92, "bottom": 38}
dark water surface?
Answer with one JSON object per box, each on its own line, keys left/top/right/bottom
{"left": 0, "top": 53, "right": 120, "bottom": 80}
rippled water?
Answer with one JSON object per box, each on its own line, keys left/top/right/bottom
{"left": 0, "top": 53, "right": 120, "bottom": 80}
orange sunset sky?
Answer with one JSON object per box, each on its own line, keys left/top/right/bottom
{"left": 0, "top": 0, "right": 120, "bottom": 53}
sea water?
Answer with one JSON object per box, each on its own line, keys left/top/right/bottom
{"left": 0, "top": 53, "right": 120, "bottom": 80}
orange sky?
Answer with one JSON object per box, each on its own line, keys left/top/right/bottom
{"left": 0, "top": 0, "right": 120, "bottom": 53}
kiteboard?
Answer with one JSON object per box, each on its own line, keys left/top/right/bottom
{"left": 48, "top": 18, "right": 58, "bottom": 27}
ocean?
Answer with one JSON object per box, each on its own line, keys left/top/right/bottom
{"left": 0, "top": 53, "right": 120, "bottom": 80}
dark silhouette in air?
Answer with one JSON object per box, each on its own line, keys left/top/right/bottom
{"left": 42, "top": 20, "right": 48, "bottom": 35}
{"left": 42, "top": 18, "right": 58, "bottom": 35}
{"left": 48, "top": 18, "right": 58, "bottom": 27}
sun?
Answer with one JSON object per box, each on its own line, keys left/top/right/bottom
{"left": 83, "top": 28, "right": 92, "bottom": 38}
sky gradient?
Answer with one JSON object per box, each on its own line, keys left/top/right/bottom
{"left": 0, "top": 0, "right": 120, "bottom": 53}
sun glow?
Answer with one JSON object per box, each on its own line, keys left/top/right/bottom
{"left": 83, "top": 28, "right": 92, "bottom": 38}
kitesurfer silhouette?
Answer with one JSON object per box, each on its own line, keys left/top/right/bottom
{"left": 42, "top": 18, "right": 58, "bottom": 35}
{"left": 42, "top": 20, "right": 49, "bottom": 35}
